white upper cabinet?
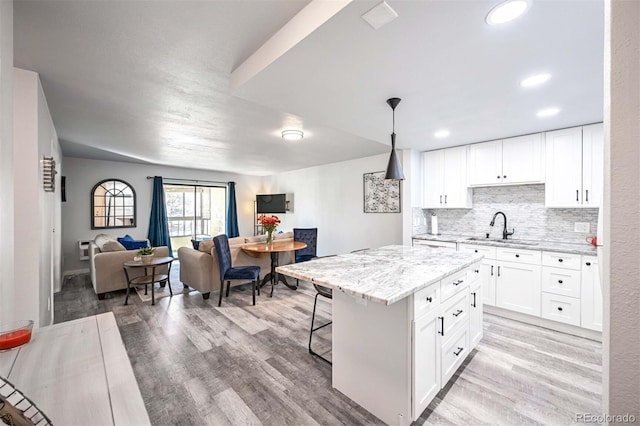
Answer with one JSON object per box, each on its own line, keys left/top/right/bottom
{"left": 545, "top": 123, "right": 603, "bottom": 208}
{"left": 468, "top": 140, "right": 502, "bottom": 186}
{"left": 468, "top": 134, "right": 544, "bottom": 186}
{"left": 422, "top": 146, "right": 472, "bottom": 209}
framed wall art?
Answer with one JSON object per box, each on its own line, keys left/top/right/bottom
{"left": 363, "top": 171, "right": 401, "bottom": 213}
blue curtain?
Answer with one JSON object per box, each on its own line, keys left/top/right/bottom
{"left": 148, "top": 176, "right": 173, "bottom": 255}
{"left": 226, "top": 182, "right": 239, "bottom": 237}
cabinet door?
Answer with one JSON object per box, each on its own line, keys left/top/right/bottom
{"left": 581, "top": 256, "right": 603, "bottom": 331}
{"left": 442, "top": 146, "right": 472, "bottom": 208}
{"left": 469, "top": 281, "right": 483, "bottom": 349}
{"left": 422, "top": 150, "right": 444, "bottom": 208}
{"left": 412, "top": 310, "right": 441, "bottom": 418}
{"left": 496, "top": 261, "right": 541, "bottom": 316}
{"left": 545, "top": 127, "right": 584, "bottom": 207}
{"left": 468, "top": 140, "right": 502, "bottom": 186}
{"left": 582, "top": 123, "right": 604, "bottom": 207}
{"left": 502, "top": 133, "right": 544, "bottom": 185}
{"left": 480, "top": 258, "right": 496, "bottom": 306}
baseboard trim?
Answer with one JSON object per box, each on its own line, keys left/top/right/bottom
{"left": 484, "top": 305, "right": 602, "bottom": 342}
{"left": 63, "top": 268, "right": 89, "bottom": 277}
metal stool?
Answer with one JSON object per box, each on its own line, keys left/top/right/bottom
{"left": 309, "top": 283, "right": 333, "bottom": 364}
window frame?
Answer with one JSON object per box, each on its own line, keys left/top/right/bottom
{"left": 91, "top": 178, "right": 137, "bottom": 230}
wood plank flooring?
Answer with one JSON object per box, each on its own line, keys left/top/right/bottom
{"left": 55, "top": 272, "right": 601, "bottom": 425}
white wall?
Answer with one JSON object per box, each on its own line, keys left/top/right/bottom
{"left": 0, "top": 0, "right": 14, "bottom": 325}
{"left": 61, "top": 157, "right": 264, "bottom": 273}
{"left": 603, "top": 0, "right": 640, "bottom": 416}
{"left": 264, "top": 153, "right": 403, "bottom": 256}
{"left": 13, "top": 68, "right": 61, "bottom": 328}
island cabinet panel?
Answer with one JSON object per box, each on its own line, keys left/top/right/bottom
{"left": 441, "top": 325, "right": 469, "bottom": 384}
{"left": 333, "top": 292, "right": 413, "bottom": 425}
{"left": 469, "top": 280, "right": 483, "bottom": 348}
{"left": 412, "top": 308, "right": 441, "bottom": 419}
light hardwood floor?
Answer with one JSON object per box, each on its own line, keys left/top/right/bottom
{"left": 55, "top": 273, "right": 601, "bottom": 425}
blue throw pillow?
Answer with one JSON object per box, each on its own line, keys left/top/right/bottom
{"left": 117, "top": 237, "right": 149, "bottom": 250}
{"left": 191, "top": 239, "right": 200, "bottom": 250}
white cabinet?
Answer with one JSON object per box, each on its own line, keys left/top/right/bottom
{"left": 412, "top": 309, "right": 441, "bottom": 418}
{"left": 496, "top": 248, "right": 541, "bottom": 316}
{"left": 581, "top": 256, "right": 603, "bottom": 331}
{"left": 469, "top": 280, "right": 483, "bottom": 348}
{"left": 422, "top": 146, "right": 472, "bottom": 208}
{"left": 458, "top": 243, "right": 496, "bottom": 306}
{"left": 545, "top": 123, "right": 603, "bottom": 207}
{"left": 468, "top": 134, "right": 544, "bottom": 186}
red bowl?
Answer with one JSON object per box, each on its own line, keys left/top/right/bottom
{"left": 0, "top": 320, "right": 34, "bottom": 350}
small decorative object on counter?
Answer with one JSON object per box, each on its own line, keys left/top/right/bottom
{"left": 0, "top": 320, "right": 33, "bottom": 351}
{"left": 430, "top": 214, "right": 439, "bottom": 235}
{"left": 258, "top": 214, "right": 281, "bottom": 248}
{"left": 137, "top": 247, "right": 155, "bottom": 264}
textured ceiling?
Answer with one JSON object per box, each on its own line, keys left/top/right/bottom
{"left": 14, "top": 0, "right": 604, "bottom": 175}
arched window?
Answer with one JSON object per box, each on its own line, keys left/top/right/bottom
{"left": 91, "top": 179, "right": 136, "bottom": 229}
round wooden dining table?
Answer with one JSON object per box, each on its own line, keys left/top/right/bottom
{"left": 241, "top": 240, "right": 307, "bottom": 296}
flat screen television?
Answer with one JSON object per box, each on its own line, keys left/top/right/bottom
{"left": 256, "top": 194, "right": 287, "bottom": 213}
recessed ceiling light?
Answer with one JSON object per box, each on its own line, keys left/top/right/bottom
{"left": 536, "top": 107, "right": 560, "bottom": 118}
{"left": 486, "top": 0, "right": 530, "bottom": 25}
{"left": 434, "top": 129, "right": 450, "bottom": 139}
{"left": 281, "top": 129, "right": 304, "bottom": 141}
{"left": 520, "top": 73, "right": 552, "bottom": 88}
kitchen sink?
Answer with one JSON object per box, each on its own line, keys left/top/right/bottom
{"left": 467, "top": 237, "right": 539, "bottom": 246}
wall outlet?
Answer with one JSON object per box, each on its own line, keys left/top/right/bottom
{"left": 574, "top": 222, "right": 590, "bottom": 233}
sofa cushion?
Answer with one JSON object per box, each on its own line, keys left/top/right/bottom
{"left": 94, "top": 233, "right": 116, "bottom": 251}
{"left": 275, "top": 231, "right": 293, "bottom": 240}
{"left": 199, "top": 239, "right": 214, "bottom": 254}
{"left": 228, "top": 236, "right": 245, "bottom": 247}
{"left": 101, "top": 240, "right": 126, "bottom": 252}
{"left": 117, "top": 237, "right": 149, "bottom": 250}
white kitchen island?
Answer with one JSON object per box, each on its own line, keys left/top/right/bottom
{"left": 276, "top": 245, "right": 484, "bottom": 425}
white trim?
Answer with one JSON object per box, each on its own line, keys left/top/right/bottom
{"left": 485, "top": 304, "right": 602, "bottom": 342}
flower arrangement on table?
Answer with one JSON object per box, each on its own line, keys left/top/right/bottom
{"left": 258, "top": 214, "right": 281, "bottom": 246}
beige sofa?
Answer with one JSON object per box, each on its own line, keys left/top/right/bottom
{"left": 89, "top": 234, "right": 169, "bottom": 299}
{"left": 178, "top": 232, "right": 295, "bottom": 299}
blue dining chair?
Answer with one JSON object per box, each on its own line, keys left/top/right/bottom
{"left": 293, "top": 228, "right": 318, "bottom": 287}
{"left": 213, "top": 234, "right": 261, "bottom": 307}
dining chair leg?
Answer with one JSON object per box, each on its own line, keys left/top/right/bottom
{"left": 252, "top": 280, "right": 256, "bottom": 306}
{"left": 226, "top": 281, "right": 231, "bottom": 297}
{"left": 218, "top": 280, "right": 224, "bottom": 307}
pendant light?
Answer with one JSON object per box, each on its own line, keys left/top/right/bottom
{"left": 385, "top": 97, "right": 405, "bottom": 180}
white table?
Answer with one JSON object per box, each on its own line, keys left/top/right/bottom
{"left": 0, "top": 313, "right": 150, "bottom": 426}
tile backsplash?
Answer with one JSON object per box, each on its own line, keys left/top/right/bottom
{"left": 415, "top": 184, "right": 598, "bottom": 243}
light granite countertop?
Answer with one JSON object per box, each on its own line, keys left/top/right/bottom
{"left": 412, "top": 233, "right": 597, "bottom": 256}
{"left": 276, "top": 245, "right": 483, "bottom": 305}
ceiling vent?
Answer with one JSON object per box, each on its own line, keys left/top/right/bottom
{"left": 361, "top": 1, "right": 398, "bottom": 30}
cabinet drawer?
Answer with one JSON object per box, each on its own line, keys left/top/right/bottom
{"left": 542, "top": 251, "right": 581, "bottom": 270}
{"left": 413, "top": 239, "right": 457, "bottom": 250}
{"left": 414, "top": 282, "right": 440, "bottom": 320}
{"left": 458, "top": 244, "right": 497, "bottom": 259}
{"left": 441, "top": 325, "right": 469, "bottom": 384}
{"left": 441, "top": 268, "right": 469, "bottom": 301}
{"left": 466, "top": 263, "right": 481, "bottom": 284}
{"left": 441, "top": 290, "right": 469, "bottom": 337}
{"left": 542, "top": 267, "right": 581, "bottom": 298}
{"left": 496, "top": 247, "right": 541, "bottom": 264}
{"left": 541, "top": 292, "right": 581, "bottom": 326}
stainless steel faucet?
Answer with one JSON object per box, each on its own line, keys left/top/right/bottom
{"left": 490, "top": 211, "right": 515, "bottom": 240}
